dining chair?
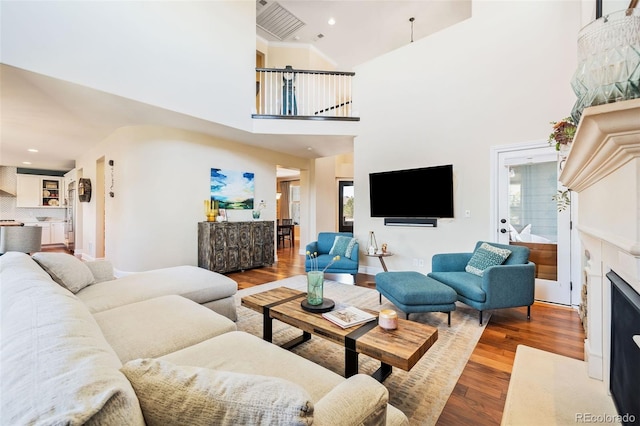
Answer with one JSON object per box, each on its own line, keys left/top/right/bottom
{"left": 278, "top": 220, "right": 293, "bottom": 248}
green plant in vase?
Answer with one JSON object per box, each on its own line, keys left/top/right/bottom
{"left": 552, "top": 189, "right": 571, "bottom": 212}
{"left": 306, "top": 252, "right": 340, "bottom": 305}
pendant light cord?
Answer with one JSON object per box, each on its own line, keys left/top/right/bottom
{"left": 409, "top": 17, "right": 415, "bottom": 43}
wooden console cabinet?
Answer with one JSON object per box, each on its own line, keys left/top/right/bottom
{"left": 198, "top": 221, "right": 275, "bottom": 273}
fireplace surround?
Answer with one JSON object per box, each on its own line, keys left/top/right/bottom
{"left": 608, "top": 271, "right": 640, "bottom": 422}
{"left": 559, "top": 98, "right": 640, "bottom": 409}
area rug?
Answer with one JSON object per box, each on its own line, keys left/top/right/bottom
{"left": 501, "top": 345, "right": 619, "bottom": 426}
{"left": 235, "top": 275, "right": 489, "bottom": 425}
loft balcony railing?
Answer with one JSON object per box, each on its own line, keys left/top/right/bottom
{"left": 253, "top": 67, "right": 359, "bottom": 121}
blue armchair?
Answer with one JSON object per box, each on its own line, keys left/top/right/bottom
{"left": 427, "top": 241, "right": 535, "bottom": 325}
{"left": 305, "top": 232, "right": 359, "bottom": 277}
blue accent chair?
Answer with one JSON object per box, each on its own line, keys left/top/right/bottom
{"left": 305, "top": 232, "right": 359, "bottom": 277}
{"left": 427, "top": 241, "right": 535, "bottom": 325}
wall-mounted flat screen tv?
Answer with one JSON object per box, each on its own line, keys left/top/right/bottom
{"left": 369, "top": 164, "right": 454, "bottom": 218}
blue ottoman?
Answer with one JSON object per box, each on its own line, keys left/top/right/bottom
{"left": 376, "top": 271, "right": 457, "bottom": 326}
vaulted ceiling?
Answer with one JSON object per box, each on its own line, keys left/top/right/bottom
{"left": 0, "top": 1, "right": 471, "bottom": 172}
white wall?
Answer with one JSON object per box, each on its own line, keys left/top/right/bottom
{"left": 76, "top": 125, "right": 310, "bottom": 272}
{"left": 353, "top": 1, "right": 582, "bottom": 274}
{"left": 1, "top": 1, "right": 256, "bottom": 131}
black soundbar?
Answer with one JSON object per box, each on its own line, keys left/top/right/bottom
{"left": 384, "top": 218, "right": 438, "bottom": 227}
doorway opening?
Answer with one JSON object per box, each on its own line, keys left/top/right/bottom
{"left": 338, "top": 180, "right": 353, "bottom": 233}
{"left": 493, "top": 142, "right": 571, "bottom": 305}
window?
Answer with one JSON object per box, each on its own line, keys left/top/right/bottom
{"left": 290, "top": 184, "right": 300, "bottom": 225}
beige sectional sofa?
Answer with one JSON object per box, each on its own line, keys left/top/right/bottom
{"left": 0, "top": 252, "right": 409, "bottom": 425}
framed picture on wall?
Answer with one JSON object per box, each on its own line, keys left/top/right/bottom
{"left": 210, "top": 168, "right": 255, "bottom": 210}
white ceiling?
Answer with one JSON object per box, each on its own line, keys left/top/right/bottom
{"left": 260, "top": 1, "right": 471, "bottom": 70}
{"left": 0, "top": 65, "right": 354, "bottom": 171}
{"left": 0, "top": 1, "right": 470, "bottom": 172}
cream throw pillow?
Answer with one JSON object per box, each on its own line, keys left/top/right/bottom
{"left": 121, "top": 358, "right": 314, "bottom": 426}
{"left": 32, "top": 252, "right": 95, "bottom": 293}
{"left": 85, "top": 260, "right": 115, "bottom": 283}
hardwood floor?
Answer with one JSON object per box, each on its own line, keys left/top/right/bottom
{"left": 228, "top": 241, "right": 586, "bottom": 425}
{"left": 47, "top": 241, "right": 585, "bottom": 424}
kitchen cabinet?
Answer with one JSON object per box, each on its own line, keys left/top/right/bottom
{"left": 16, "top": 175, "right": 40, "bottom": 207}
{"left": 16, "top": 175, "right": 64, "bottom": 208}
{"left": 50, "top": 222, "right": 65, "bottom": 244}
{"left": 198, "top": 221, "right": 274, "bottom": 273}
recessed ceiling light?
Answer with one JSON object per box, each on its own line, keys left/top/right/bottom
{"left": 22, "top": 161, "right": 32, "bottom": 165}
{"left": 328, "top": 18, "right": 336, "bottom": 25}
{"left": 27, "top": 148, "right": 38, "bottom": 153}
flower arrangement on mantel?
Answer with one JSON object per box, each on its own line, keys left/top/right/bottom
{"left": 548, "top": 117, "right": 577, "bottom": 151}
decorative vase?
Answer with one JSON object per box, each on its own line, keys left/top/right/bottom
{"left": 204, "top": 200, "right": 217, "bottom": 222}
{"left": 570, "top": 8, "right": 640, "bottom": 123}
{"left": 306, "top": 271, "right": 324, "bottom": 305}
{"left": 252, "top": 210, "right": 261, "bottom": 220}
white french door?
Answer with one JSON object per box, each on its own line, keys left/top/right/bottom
{"left": 494, "top": 142, "right": 572, "bottom": 305}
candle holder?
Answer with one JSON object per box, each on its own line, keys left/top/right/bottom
{"left": 379, "top": 309, "right": 398, "bottom": 330}
{"left": 204, "top": 199, "right": 218, "bottom": 222}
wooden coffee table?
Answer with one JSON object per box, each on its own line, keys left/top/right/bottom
{"left": 241, "top": 286, "right": 438, "bottom": 382}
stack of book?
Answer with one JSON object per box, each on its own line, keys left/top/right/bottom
{"left": 322, "top": 306, "right": 376, "bottom": 329}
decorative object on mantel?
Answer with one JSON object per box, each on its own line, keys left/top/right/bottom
{"left": 548, "top": 117, "right": 576, "bottom": 152}
{"left": 570, "top": 6, "right": 640, "bottom": 123}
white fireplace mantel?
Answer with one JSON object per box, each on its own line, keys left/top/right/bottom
{"left": 559, "top": 98, "right": 640, "bottom": 384}
{"left": 560, "top": 98, "right": 640, "bottom": 195}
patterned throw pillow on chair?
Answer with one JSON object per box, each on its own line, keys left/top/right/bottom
{"left": 329, "top": 236, "right": 357, "bottom": 259}
{"left": 465, "top": 242, "right": 512, "bottom": 277}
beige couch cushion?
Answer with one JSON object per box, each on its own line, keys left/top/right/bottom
{"left": 94, "top": 295, "right": 237, "bottom": 363}
{"left": 77, "top": 265, "right": 237, "bottom": 313}
{"left": 121, "top": 358, "right": 314, "bottom": 426}
{"left": 160, "top": 330, "right": 343, "bottom": 401}
{"left": 160, "top": 331, "right": 398, "bottom": 425}
{"left": 0, "top": 252, "right": 144, "bottom": 425}
{"left": 32, "top": 251, "right": 95, "bottom": 293}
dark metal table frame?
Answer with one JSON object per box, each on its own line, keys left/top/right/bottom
{"left": 260, "top": 295, "right": 393, "bottom": 382}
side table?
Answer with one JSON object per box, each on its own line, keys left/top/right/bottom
{"left": 367, "top": 252, "right": 393, "bottom": 303}
{"left": 366, "top": 252, "right": 393, "bottom": 272}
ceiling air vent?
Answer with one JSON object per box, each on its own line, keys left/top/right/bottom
{"left": 256, "top": 1, "right": 305, "bottom": 41}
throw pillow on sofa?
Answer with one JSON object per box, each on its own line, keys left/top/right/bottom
{"left": 32, "top": 252, "right": 95, "bottom": 293}
{"left": 85, "top": 260, "right": 115, "bottom": 283}
{"left": 121, "top": 358, "right": 314, "bottom": 426}
{"left": 329, "top": 236, "right": 357, "bottom": 259}
{"left": 465, "top": 242, "right": 512, "bottom": 277}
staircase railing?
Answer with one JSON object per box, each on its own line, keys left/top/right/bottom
{"left": 253, "top": 67, "right": 358, "bottom": 121}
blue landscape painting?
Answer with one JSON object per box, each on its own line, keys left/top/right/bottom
{"left": 210, "top": 168, "right": 254, "bottom": 210}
